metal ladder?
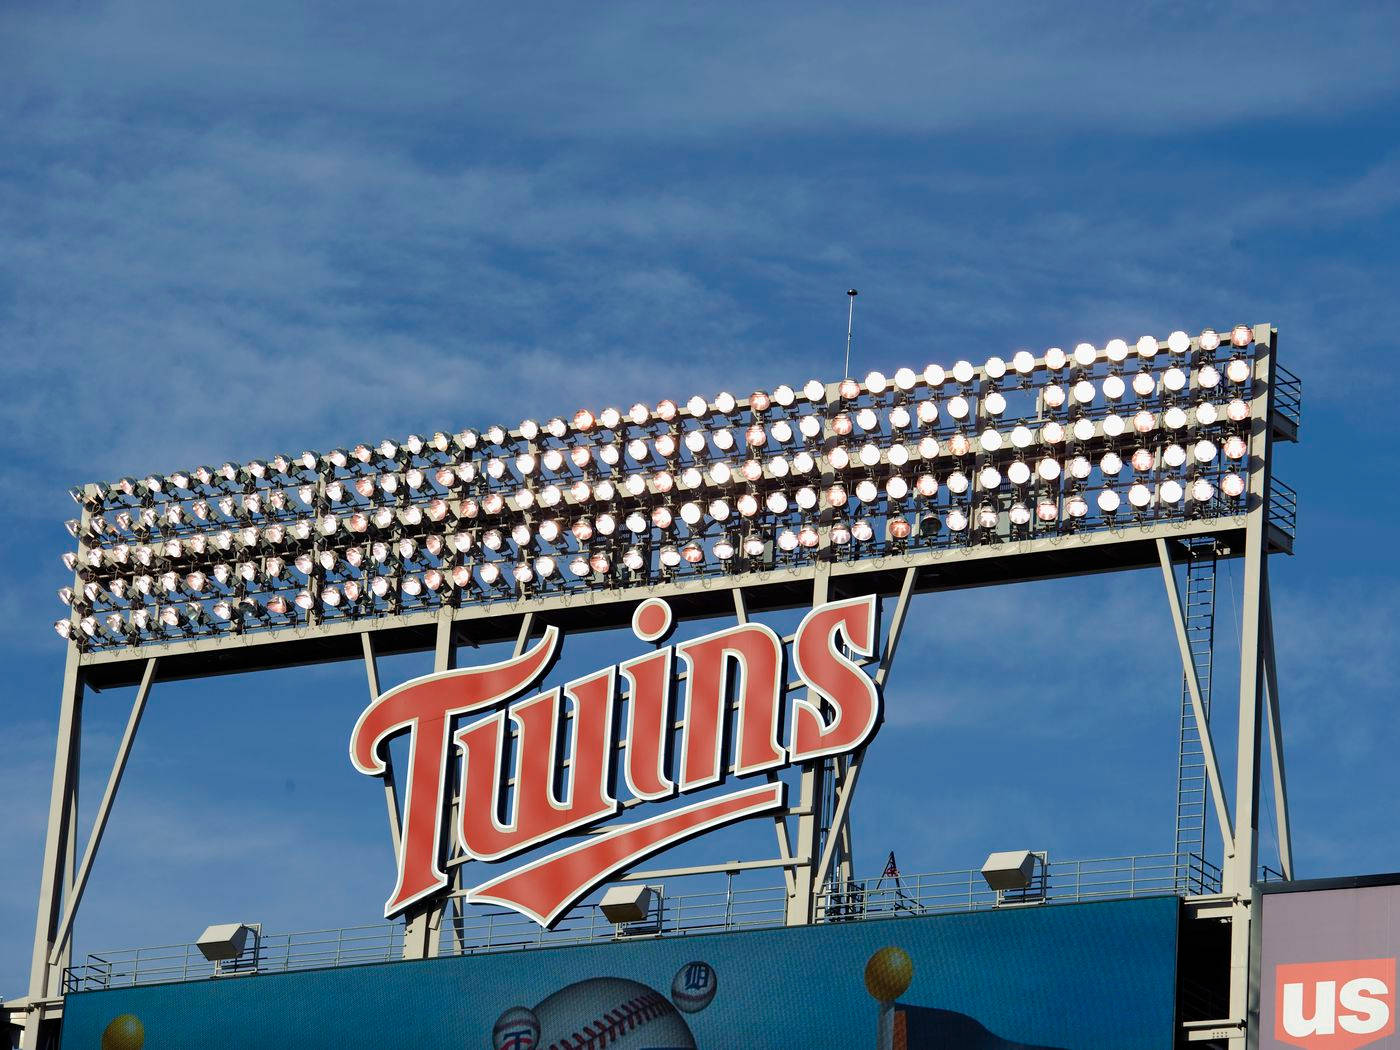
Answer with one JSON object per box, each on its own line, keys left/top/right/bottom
{"left": 1174, "top": 538, "right": 1217, "bottom": 887}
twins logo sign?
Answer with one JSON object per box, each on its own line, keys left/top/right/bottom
{"left": 351, "top": 595, "right": 882, "bottom": 926}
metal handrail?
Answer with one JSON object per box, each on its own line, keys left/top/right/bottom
{"left": 1274, "top": 365, "right": 1303, "bottom": 428}
{"left": 63, "top": 851, "right": 1214, "bottom": 992}
{"left": 1269, "top": 478, "right": 1298, "bottom": 538}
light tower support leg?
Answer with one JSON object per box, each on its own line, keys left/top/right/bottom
{"left": 1224, "top": 323, "right": 1279, "bottom": 1047}
{"left": 1262, "top": 567, "right": 1293, "bottom": 879}
{"left": 786, "top": 568, "right": 830, "bottom": 925}
{"left": 402, "top": 613, "right": 458, "bottom": 960}
{"left": 23, "top": 646, "right": 84, "bottom": 1049}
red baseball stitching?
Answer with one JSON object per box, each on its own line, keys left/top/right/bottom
{"left": 547, "top": 991, "right": 670, "bottom": 1050}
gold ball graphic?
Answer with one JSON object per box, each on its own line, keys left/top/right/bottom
{"left": 101, "top": 1013, "right": 144, "bottom": 1050}
{"left": 864, "top": 945, "right": 913, "bottom": 1003}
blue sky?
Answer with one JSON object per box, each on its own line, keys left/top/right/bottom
{"left": 3, "top": 0, "right": 1400, "bottom": 1002}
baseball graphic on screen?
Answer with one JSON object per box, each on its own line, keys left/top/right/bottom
{"left": 492, "top": 1006, "right": 540, "bottom": 1050}
{"left": 530, "top": 977, "right": 696, "bottom": 1050}
{"left": 864, "top": 945, "right": 913, "bottom": 1003}
{"left": 100, "top": 1013, "right": 144, "bottom": 1050}
{"left": 670, "top": 961, "right": 717, "bottom": 1013}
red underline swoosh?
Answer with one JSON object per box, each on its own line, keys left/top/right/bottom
{"left": 466, "top": 781, "right": 785, "bottom": 927}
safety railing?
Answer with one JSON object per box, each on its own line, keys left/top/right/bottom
{"left": 816, "top": 852, "right": 1220, "bottom": 922}
{"left": 1269, "top": 478, "right": 1298, "bottom": 540}
{"left": 64, "top": 851, "right": 1216, "bottom": 992}
{"left": 1274, "top": 365, "right": 1303, "bottom": 429}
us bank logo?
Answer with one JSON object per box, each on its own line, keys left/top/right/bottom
{"left": 1275, "top": 958, "right": 1395, "bottom": 1050}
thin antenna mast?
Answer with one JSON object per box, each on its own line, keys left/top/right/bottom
{"left": 844, "top": 288, "right": 858, "bottom": 378}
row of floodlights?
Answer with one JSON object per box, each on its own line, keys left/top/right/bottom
{"left": 76, "top": 329, "right": 1256, "bottom": 508}
{"left": 63, "top": 467, "right": 1243, "bottom": 611}
{"left": 57, "top": 479, "right": 1243, "bottom": 643}
{"left": 65, "top": 440, "right": 1249, "bottom": 575}
{"left": 76, "top": 403, "right": 1253, "bottom": 548}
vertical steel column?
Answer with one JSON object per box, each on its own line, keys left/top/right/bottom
{"left": 787, "top": 567, "right": 830, "bottom": 925}
{"left": 1225, "top": 324, "right": 1278, "bottom": 1045}
{"left": 1262, "top": 565, "right": 1293, "bottom": 879}
{"left": 401, "top": 612, "right": 457, "bottom": 960}
{"left": 23, "top": 644, "right": 84, "bottom": 1047}
{"left": 47, "top": 658, "right": 159, "bottom": 971}
{"left": 361, "top": 633, "right": 402, "bottom": 860}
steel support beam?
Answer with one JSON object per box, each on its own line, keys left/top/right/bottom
{"left": 361, "top": 634, "right": 402, "bottom": 859}
{"left": 402, "top": 612, "right": 458, "bottom": 960}
{"left": 812, "top": 567, "right": 917, "bottom": 894}
{"left": 47, "top": 658, "right": 158, "bottom": 967}
{"left": 1225, "top": 324, "right": 1279, "bottom": 1047}
{"left": 1262, "top": 567, "right": 1293, "bottom": 879}
{"left": 786, "top": 567, "right": 830, "bottom": 924}
{"left": 24, "top": 644, "right": 84, "bottom": 1047}
{"left": 1157, "top": 541, "right": 1234, "bottom": 855}
{"left": 731, "top": 585, "right": 797, "bottom": 895}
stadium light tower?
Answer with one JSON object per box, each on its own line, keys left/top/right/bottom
{"left": 23, "top": 323, "right": 1301, "bottom": 1050}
